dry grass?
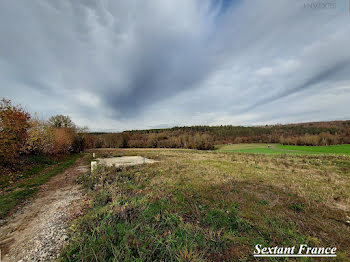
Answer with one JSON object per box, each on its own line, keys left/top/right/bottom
{"left": 62, "top": 149, "right": 350, "bottom": 261}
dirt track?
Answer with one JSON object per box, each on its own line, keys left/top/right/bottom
{"left": 0, "top": 157, "right": 89, "bottom": 262}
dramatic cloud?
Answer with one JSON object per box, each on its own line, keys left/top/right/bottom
{"left": 0, "top": 0, "right": 349, "bottom": 131}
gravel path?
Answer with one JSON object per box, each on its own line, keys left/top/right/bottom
{"left": 0, "top": 157, "right": 89, "bottom": 262}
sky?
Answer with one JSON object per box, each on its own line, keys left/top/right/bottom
{"left": 0, "top": 0, "right": 349, "bottom": 131}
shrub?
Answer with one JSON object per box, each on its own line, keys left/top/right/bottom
{"left": 0, "top": 99, "right": 30, "bottom": 166}
{"left": 52, "top": 127, "right": 75, "bottom": 154}
{"left": 72, "top": 127, "right": 90, "bottom": 152}
{"left": 23, "top": 119, "right": 55, "bottom": 154}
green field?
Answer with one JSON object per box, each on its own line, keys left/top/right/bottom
{"left": 217, "top": 143, "right": 350, "bottom": 155}
{"left": 61, "top": 149, "right": 350, "bottom": 261}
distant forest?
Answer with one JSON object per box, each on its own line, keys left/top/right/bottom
{"left": 86, "top": 120, "right": 350, "bottom": 150}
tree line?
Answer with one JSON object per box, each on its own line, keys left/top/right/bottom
{"left": 0, "top": 99, "right": 88, "bottom": 167}
{"left": 87, "top": 121, "right": 350, "bottom": 149}
{"left": 2, "top": 98, "right": 349, "bottom": 161}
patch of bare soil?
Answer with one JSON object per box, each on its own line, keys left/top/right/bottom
{"left": 0, "top": 157, "right": 89, "bottom": 262}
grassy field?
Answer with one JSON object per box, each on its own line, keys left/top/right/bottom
{"left": 0, "top": 155, "right": 59, "bottom": 190}
{"left": 62, "top": 149, "right": 350, "bottom": 261}
{"left": 0, "top": 154, "right": 80, "bottom": 219}
{"left": 216, "top": 143, "right": 350, "bottom": 155}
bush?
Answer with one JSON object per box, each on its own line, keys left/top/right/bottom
{"left": 23, "top": 119, "right": 55, "bottom": 154}
{"left": 0, "top": 99, "right": 89, "bottom": 169}
{"left": 52, "top": 127, "right": 75, "bottom": 154}
{"left": 0, "top": 99, "right": 30, "bottom": 166}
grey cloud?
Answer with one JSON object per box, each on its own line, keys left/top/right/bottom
{"left": 245, "top": 59, "right": 350, "bottom": 111}
{"left": 0, "top": 0, "right": 349, "bottom": 130}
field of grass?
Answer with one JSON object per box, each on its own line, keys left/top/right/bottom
{"left": 217, "top": 143, "right": 350, "bottom": 155}
{"left": 62, "top": 149, "right": 350, "bottom": 261}
{"left": 0, "top": 155, "right": 59, "bottom": 190}
{"left": 0, "top": 154, "right": 80, "bottom": 219}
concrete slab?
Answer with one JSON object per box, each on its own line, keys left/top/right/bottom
{"left": 93, "top": 156, "right": 157, "bottom": 169}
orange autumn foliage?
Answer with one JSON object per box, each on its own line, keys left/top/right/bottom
{"left": 52, "top": 127, "right": 74, "bottom": 154}
{"left": 0, "top": 99, "right": 30, "bottom": 166}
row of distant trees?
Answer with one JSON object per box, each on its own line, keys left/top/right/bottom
{"left": 89, "top": 132, "right": 215, "bottom": 150}
{"left": 3, "top": 98, "right": 348, "bottom": 160}
{"left": 88, "top": 121, "right": 350, "bottom": 149}
{"left": 0, "top": 99, "right": 88, "bottom": 167}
